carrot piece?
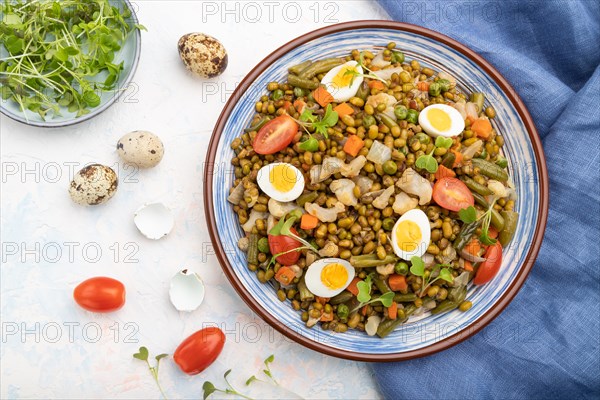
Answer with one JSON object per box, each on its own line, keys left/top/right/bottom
{"left": 312, "top": 86, "right": 334, "bottom": 108}
{"left": 463, "top": 260, "right": 474, "bottom": 272}
{"left": 300, "top": 214, "right": 319, "bottom": 230}
{"left": 434, "top": 164, "right": 456, "bottom": 180}
{"left": 388, "top": 274, "right": 408, "bottom": 292}
{"left": 466, "top": 115, "right": 477, "bottom": 124}
{"left": 387, "top": 302, "right": 398, "bottom": 320}
{"left": 471, "top": 118, "right": 493, "bottom": 139}
{"left": 334, "top": 102, "right": 354, "bottom": 118}
{"left": 451, "top": 149, "right": 464, "bottom": 168}
{"left": 315, "top": 296, "right": 328, "bottom": 304}
{"left": 320, "top": 311, "right": 334, "bottom": 322}
{"left": 347, "top": 277, "right": 361, "bottom": 296}
{"left": 488, "top": 226, "right": 499, "bottom": 239}
{"left": 275, "top": 266, "right": 295, "bottom": 286}
{"left": 465, "top": 238, "right": 481, "bottom": 256}
{"left": 343, "top": 135, "right": 365, "bottom": 157}
{"left": 361, "top": 305, "right": 368, "bottom": 316}
{"left": 293, "top": 99, "right": 306, "bottom": 113}
{"left": 367, "top": 80, "right": 385, "bottom": 90}
{"left": 417, "top": 81, "right": 430, "bottom": 91}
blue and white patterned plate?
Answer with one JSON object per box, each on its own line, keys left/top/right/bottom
{"left": 205, "top": 21, "right": 548, "bottom": 361}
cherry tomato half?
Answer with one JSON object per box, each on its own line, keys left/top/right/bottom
{"left": 173, "top": 327, "right": 225, "bottom": 375}
{"left": 432, "top": 177, "right": 474, "bottom": 212}
{"left": 73, "top": 277, "right": 125, "bottom": 313}
{"left": 252, "top": 115, "right": 299, "bottom": 155}
{"left": 268, "top": 227, "right": 302, "bottom": 265}
{"left": 474, "top": 242, "right": 503, "bottom": 285}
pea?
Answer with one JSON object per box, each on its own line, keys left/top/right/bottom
{"left": 272, "top": 89, "right": 284, "bottom": 100}
{"left": 406, "top": 109, "right": 419, "bottom": 124}
{"left": 293, "top": 87, "right": 306, "bottom": 98}
{"left": 415, "top": 132, "right": 430, "bottom": 144}
{"left": 392, "top": 50, "right": 404, "bottom": 64}
{"left": 394, "top": 105, "right": 408, "bottom": 120}
{"left": 382, "top": 217, "right": 395, "bottom": 231}
{"left": 496, "top": 157, "right": 508, "bottom": 168}
{"left": 382, "top": 160, "right": 398, "bottom": 175}
{"left": 429, "top": 82, "right": 442, "bottom": 97}
{"left": 363, "top": 114, "right": 376, "bottom": 128}
{"left": 337, "top": 304, "right": 350, "bottom": 320}
{"left": 395, "top": 262, "right": 409, "bottom": 275}
{"left": 437, "top": 79, "right": 451, "bottom": 92}
{"left": 257, "top": 237, "right": 270, "bottom": 253}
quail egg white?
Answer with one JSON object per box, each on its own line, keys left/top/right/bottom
{"left": 117, "top": 130, "right": 164, "bottom": 168}
{"left": 418, "top": 104, "right": 465, "bottom": 138}
{"left": 320, "top": 60, "right": 364, "bottom": 102}
{"left": 304, "top": 258, "right": 355, "bottom": 298}
{"left": 257, "top": 163, "right": 305, "bottom": 202}
{"left": 391, "top": 209, "right": 431, "bottom": 260}
{"left": 69, "top": 164, "right": 118, "bottom": 206}
{"left": 178, "top": 33, "right": 228, "bottom": 78}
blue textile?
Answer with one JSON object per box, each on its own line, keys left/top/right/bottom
{"left": 374, "top": 1, "right": 600, "bottom": 398}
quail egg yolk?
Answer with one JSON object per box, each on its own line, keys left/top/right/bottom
{"left": 332, "top": 66, "right": 357, "bottom": 88}
{"left": 321, "top": 263, "right": 349, "bottom": 290}
{"left": 427, "top": 107, "right": 452, "bottom": 132}
{"left": 269, "top": 164, "right": 296, "bottom": 192}
{"left": 396, "top": 220, "right": 422, "bottom": 252}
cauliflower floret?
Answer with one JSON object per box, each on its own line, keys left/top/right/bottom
{"left": 392, "top": 191, "right": 419, "bottom": 215}
{"left": 304, "top": 201, "right": 345, "bottom": 222}
{"left": 268, "top": 198, "right": 302, "bottom": 218}
{"left": 366, "top": 93, "right": 397, "bottom": 121}
{"left": 340, "top": 156, "right": 367, "bottom": 177}
{"left": 372, "top": 185, "right": 395, "bottom": 209}
{"left": 396, "top": 168, "right": 432, "bottom": 205}
{"left": 330, "top": 179, "right": 358, "bottom": 206}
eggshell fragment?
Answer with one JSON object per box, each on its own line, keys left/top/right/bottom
{"left": 169, "top": 269, "right": 205, "bottom": 312}
{"left": 69, "top": 164, "right": 118, "bottom": 206}
{"left": 177, "top": 33, "right": 228, "bottom": 78}
{"left": 133, "top": 203, "right": 174, "bottom": 240}
{"left": 117, "top": 130, "right": 164, "bottom": 168}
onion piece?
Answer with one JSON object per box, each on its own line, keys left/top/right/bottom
{"left": 366, "top": 140, "right": 392, "bottom": 164}
{"left": 370, "top": 51, "right": 391, "bottom": 68}
{"left": 371, "top": 67, "right": 403, "bottom": 81}
{"left": 465, "top": 102, "right": 478, "bottom": 119}
{"left": 461, "top": 139, "right": 483, "bottom": 159}
{"left": 227, "top": 182, "right": 244, "bottom": 205}
{"left": 460, "top": 249, "right": 487, "bottom": 263}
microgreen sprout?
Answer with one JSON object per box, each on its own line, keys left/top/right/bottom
{"left": 352, "top": 273, "right": 395, "bottom": 312}
{"left": 269, "top": 211, "right": 318, "bottom": 252}
{"left": 203, "top": 370, "right": 253, "bottom": 400}
{"left": 415, "top": 136, "right": 454, "bottom": 173}
{"left": 133, "top": 346, "right": 168, "bottom": 399}
{"left": 409, "top": 256, "right": 454, "bottom": 297}
{"left": 458, "top": 203, "right": 497, "bottom": 245}
{"left": 296, "top": 104, "right": 339, "bottom": 138}
{"left": 343, "top": 51, "right": 389, "bottom": 85}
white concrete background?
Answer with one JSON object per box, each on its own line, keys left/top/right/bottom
{"left": 0, "top": 1, "right": 390, "bottom": 399}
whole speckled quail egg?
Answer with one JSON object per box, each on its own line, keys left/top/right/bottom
{"left": 177, "top": 33, "right": 228, "bottom": 78}
{"left": 69, "top": 164, "right": 118, "bottom": 206}
{"left": 116, "top": 130, "right": 164, "bottom": 168}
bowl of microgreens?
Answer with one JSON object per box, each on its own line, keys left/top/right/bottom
{"left": 0, "top": 0, "right": 144, "bottom": 127}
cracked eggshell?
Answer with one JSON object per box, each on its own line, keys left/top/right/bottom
{"left": 117, "top": 130, "right": 164, "bottom": 168}
{"left": 177, "top": 33, "right": 228, "bottom": 78}
{"left": 133, "top": 203, "right": 174, "bottom": 240}
{"left": 169, "top": 269, "right": 205, "bottom": 312}
{"left": 69, "top": 164, "right": 118, "bottom": 206}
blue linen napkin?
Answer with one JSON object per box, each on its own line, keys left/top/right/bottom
{"left": 374, "top": 1, "right": 600, "bottom": 398}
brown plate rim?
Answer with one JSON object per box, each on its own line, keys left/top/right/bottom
{"left": 203, "top": 20, "right": 549, "bottom": 362}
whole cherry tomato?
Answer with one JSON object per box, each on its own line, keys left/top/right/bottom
{"left": 73, "top": 277, "right": 125, "bottom": 312}
{"left": 173, "top": 327, "right": 226, "bottom": 375}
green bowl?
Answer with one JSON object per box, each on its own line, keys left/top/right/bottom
{"left": 0, "top": 0, "right": 141, "bottom": 128}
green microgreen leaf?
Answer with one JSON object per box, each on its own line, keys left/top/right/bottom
{"left": 410, "top": 256, "right": 425, "bottom": 277}
{"left": 377, "top": 291, "right": 395, "bottom": 307}
{"left": 415, "top": 154, "right": 438, "bottom": 173}
{"left": 133, "top": 346, "right": 168, "bottom": 398}
{"left": 438, "top": 268, "right": 454, "bottom": 283}
{"left": 133, "top": 346, "right": 149, "bottom": 361}
{"left": 458, "top": 206, "right": 477, "bottom": 223}
{"left": 245, "top": 376, "right": 258, "bottom": 386}
{"left": 356, "top": 274, "right": 373, "bottom": 303}
{"left": 298, "top": 136, "right": 319, "bottom": 152}
{"left": 435, "top": 136, "right": 453, "bottom": 149}
{"left": 202, "top": 382, "right": 217, "bottom": 400}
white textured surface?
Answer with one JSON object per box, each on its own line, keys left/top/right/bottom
{"left": 0, "top": 1, "right": 389, "bottom": 399}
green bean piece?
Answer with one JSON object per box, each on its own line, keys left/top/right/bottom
{"left": 478, "top": 147, "right": 488, "bottom": 159}
{"left": 337, "top": 304, "right": 350, "bottom": 320}
{"left": 499, "top": 211, "right": 518, "bottom": 246}
{"left": 363, "top": 114, "right": 377, "bottom": 128}
{"left": 491, "top": 208, "right": 505, "bottom": 231}
{"left": 296, "top": 191, "right": 319, "bottom": 207}
{"left": 453, "top": 221, "right": 479, "bottom": 251}
{"left": 461, "top": 176, "right": 493, "bottom": 196}
{"left": 470, "top": 92, "right": 485, "bottom": 113}
{"left": 472, "top": 191, "right": 488, "bottom": 208}
{"left": 429, "top": 82, "right": 442, "bottom": 97}
{"left": 406, "top": 109, "right": 419, "bottom": 124}
{"left": 437, "top": 79, "right": 451, "bottom": 92}
{"left": 331, "top": 291, "right": 353, "bottom": 305}
{"left": 299, "top": 58, "right": 343, "bottom": 79}
{"left": 393, "top": 293, "right": 417, "bottom": 302}
{"left": 288, "top": 60, "right": 312, "bottom": 75}
{"left": 287, "top": 74, "right": 319, "bottom": 90}
{"left": 244, "top": 116, "right": 271, "bottom": 133}
{"left": 441, "top": 152, "right": 456, "bottom": 168}
{"left": 355, "top": 81, "right": 370, "bottom": 101}
{"left": 257, "top": 237, "right": 270, "bottom": 253}
{"left": 377, "top": 113, "right": 399, "bottom": 128}
{"left": 472, "top": 158, "right": 509, "bottom": 182}
{"left": 394, "top": 105, "right": 408, "bottom": 120}
{"left": 395, "top": 261, "right": 409, "bottom": 275}
{"left": 350, "top": 254, "right": 398, "bottom": 268}
{"left": 374, "top": 275, "right": 392, "bottom": 294}
{"left": 376, "top": 304, "right": 416, "bottom": 338}
{"left": 448, "top": 285, "right": 467, "bottom": 303}
{"left": 247, "top": 233, "right": 259, "bottom": 264}
{"left": 495, "top": 156, "right": 508, "bottom": 169}
{"left": 431, "top": 300, "right": 459, "bottom": 315}
{"left": 298, "top": 276, "right": 314, "bottom": 302}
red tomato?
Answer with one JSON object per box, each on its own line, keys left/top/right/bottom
{"left": 173, "top": 327, "right": 225, "bottom": 375}
{"left": 252, "top": 115, "right": 299, "bottom": 155}
{"left": 432, "top": 177, "right": 474, "bottom": 212}
{"left": 474, "top": 242, "right": 503, "bottom": 285}
{"left": 73, "top": 277, "right": 125, "bottom": 313}
{"left": 268, "top": 227, "right": 302, "bottom": 265}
